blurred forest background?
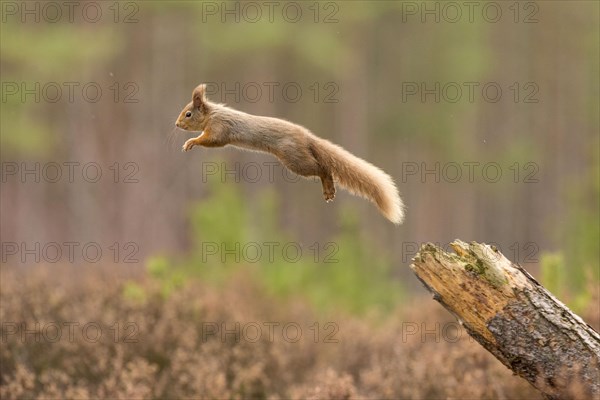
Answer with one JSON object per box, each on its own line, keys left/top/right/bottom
{"left": 0, "top": 1, "right": 599, "bottom": 397}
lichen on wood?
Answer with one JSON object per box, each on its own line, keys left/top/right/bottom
{"left": 411, "top": 240, "right": 600, "bottom": 399}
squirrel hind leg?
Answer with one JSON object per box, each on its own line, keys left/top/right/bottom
{"left": 320, "top": 173, "right": 336, "bottom": 202}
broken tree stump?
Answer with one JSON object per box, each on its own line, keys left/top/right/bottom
{"left": 410, "top": 240, "right": 600, "bottom": 399}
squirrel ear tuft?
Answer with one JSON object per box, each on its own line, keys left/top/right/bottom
{"left": 192, "top": 84, "right": 207, "bottom": 109}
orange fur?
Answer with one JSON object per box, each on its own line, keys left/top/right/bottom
{"left": 176, "top": 84, "right": 404, "bottom": 224}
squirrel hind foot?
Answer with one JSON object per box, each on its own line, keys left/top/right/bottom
{"left": 320, "top": 174, "right": 336, "bottom": 202}
{"left": 323, "top": 190, "right": 335, "bottom": 202}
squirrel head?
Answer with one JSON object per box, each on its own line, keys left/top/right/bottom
{"left": 175, "top": 84, "right": 210, "bottom": 131}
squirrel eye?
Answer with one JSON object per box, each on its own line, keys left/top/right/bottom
{"left": 185, "top": 111, "right": 192, "bottom": 118}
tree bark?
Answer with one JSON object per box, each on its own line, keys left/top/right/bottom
{"left": 410, "top": 240, "right": 600, "bottom": 399}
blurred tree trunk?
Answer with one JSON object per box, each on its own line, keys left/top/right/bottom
{"left": 411, "top": 240, "right": 600, "bottom": 399}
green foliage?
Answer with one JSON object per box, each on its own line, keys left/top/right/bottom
{"left": 0, "top": 24, "right": 119, "bottom": 77}
{"left": 0, "top": 101, "right": 54, "bottom": 155}
{"left": 540, "top": 252, "right": 592, "bottom": 314}
{"left": 542, "top": 137, "right": 600, "bottom": 313}
{"left": 259, "top": 203, "right": 404, "bottom": 314}
{"left": 146, "top": 254, "right": 188, "bottom": 298}
{"left": 540, "top": 252, "right": 564, "bottom": 296}
{"left": 565, "top": 147, "right": 600, "bottom": 279}
{"left": 0, "top": 22, "right": 118, "bottom": 156}
{"left": 122, "top": 281, "right": 147, "bottom": 304}
{"left": 143, "top": 177, "right": 404, "bottom": 315}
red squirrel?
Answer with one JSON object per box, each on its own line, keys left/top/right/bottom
{"left": 175, "top": 84, "right": 404, "bottom": 224}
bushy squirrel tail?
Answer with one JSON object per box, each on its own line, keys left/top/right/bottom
{"left": 313, "top": 139, "right": 404, "bottom": 224}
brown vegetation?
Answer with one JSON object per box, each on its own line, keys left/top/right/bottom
{"left": 0, "top": 265, "right": 560, "bottom": 399}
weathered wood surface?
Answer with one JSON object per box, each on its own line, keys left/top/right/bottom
{"left": 411, "top": 240, "right": 600, "bottom": 399}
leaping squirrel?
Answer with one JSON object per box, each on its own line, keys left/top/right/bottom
{"left": 175, "top": 84, "right": 405, "bottom": 224}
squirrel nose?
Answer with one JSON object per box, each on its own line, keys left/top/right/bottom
{"left": 175, "top": 122, "right": 180, "bottom": 127}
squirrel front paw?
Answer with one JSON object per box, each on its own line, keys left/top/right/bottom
{"left": 182, "top": 138, "right": 197, "bottom": 152}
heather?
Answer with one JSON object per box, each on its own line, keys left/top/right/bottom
{"left": 1, "top": 264, "right": 548, "bottom": 399}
